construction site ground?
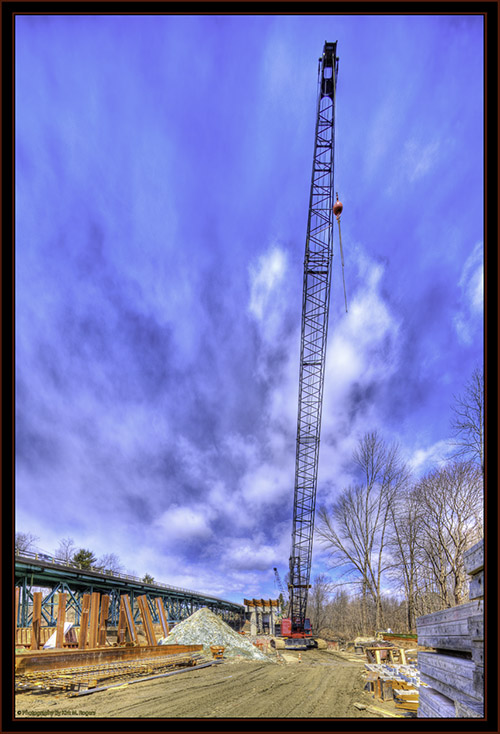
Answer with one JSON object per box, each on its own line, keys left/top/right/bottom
{"left": 15, "top": 647, "right": 407, "bottom": 720}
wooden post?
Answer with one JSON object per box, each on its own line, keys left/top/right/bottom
{"left": 55, "top": 593, "right": 67, "bottom": 648}
{"left": 78, "top": 594, "right": 91, "bottom": 649}
{"left": 30, "top": 592, "right": 42, "bottom": 650}
{"left": 98, "top": 595, "right": 110, "bottom": 647}
{"left": 88, "top": 592, "right": 100, "bottom": 649}
{"left": 400, "top": 648, "right": 407, "bottom": 665}
{"left": 156, "top": 597, "right": 169, "bottom": 638}
{"left": 15, "top": 587, "right": 20, "bottom": 646}
{"left": 122, "top": 595, "right": 139, "bottom": 645}
{"left": 137, "top": 595, "right": 157, "bottom": 646}
{"left": 117, "top": 596, "right": 127, "bottom": 645}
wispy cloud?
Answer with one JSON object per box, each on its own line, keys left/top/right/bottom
{"left": 402, "top": 137, "right": 441, "bottom": 182}
{"left": 454, "top": 242, "right": 483, "bottom": 344}
{"left": 406, "top": 438, "right": 454, "bottom": 474}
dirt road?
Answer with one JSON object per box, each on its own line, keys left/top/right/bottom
{"left": 15, "top": 649, "right": 398, "bottom": 720}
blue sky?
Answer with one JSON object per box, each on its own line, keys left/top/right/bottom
{"left": 15, "top": 14, "right": 484, "bottom": 604}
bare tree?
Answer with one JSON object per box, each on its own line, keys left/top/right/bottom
{"left": 386, "top": 487, "right": 421, "bottom": 631}
{"left": 450, "top": 367, "right": 484, "bottom": 473}
{"left": 307, "top": 574, "right": 333, "bottom": 633}
{"left": 414, "top": 461, "right": 483, "bottom": 607}
{"left": 15, "top": 531, "right": 39, "bottom": 555}
{"left": 55, "top": 537, "right": 76, "bottom": 563}
{"left": 317, "top": 431, "right": 410, "bottom": 632}
{"left": 97, "top": 553, "right": 124, "bottom": 575}
{"left": 324, "top": 589, "right": 353, "bottom": 639}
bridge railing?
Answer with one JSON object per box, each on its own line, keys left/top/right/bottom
{"left": 15, "top": 550, "right": 243, "bottom": 608}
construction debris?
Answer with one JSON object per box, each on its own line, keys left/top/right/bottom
{"left": 15, "top": 650, "right": 205, "bottom": 695}
{"left": 364, "top": 661, "right": 424, "bottom": 712}
{"left": 160, "top": 607, "right": 273, "bottom": 662}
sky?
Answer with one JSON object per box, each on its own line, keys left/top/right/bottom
{"left": 15, "top": 14, "right": 484, "bottom": 605}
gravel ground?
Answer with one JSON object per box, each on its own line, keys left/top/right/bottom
{"left": 14, "top": 648, "right": 404, "bottom": 721}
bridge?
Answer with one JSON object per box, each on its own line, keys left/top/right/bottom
{"left": 15, "top": 552, "right": 244, "bottom": 631}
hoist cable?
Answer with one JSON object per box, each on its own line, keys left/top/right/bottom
{"left": 337, "top": 217, "right": 348, "bottom": 313}
{"left": 332, "top": 54, "right": 348, "bottom": 314}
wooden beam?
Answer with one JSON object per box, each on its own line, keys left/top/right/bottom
{"left": 463, "top": 539, "right": 484, "bottom": 576}
{"left": 156, "top": 597, "right": 169, "bottom": 638}
{"left": 78, "top": 594, "right": 91, "bottom": 649}
{"left": 117, "top": 596, "right": 127, "bottom": 645}
{"left": 88, "top": 592, "right": 100, "bottom": 649}
{"left": 122, "top": 595, "right": 138, "bottom": 645}
{"left": 137, "top": 595, "right": 157, "bottom": 646}
{"left": 55, "top": 593, "right": 67, "bottom": 648}
{"left": 469, "top": 570, "right": 484, "bottom": 600}
{"left": 30, "top": 592, "right": 42, "bottom": 650}
{"left": 98, "top": 595, "right": 110, "bottom": 647}
{"left": 418, "top": 651, "right": 482, "bottom": 701}
{"left": 15, "top": 643, "right": 204, "bottom": 673}
{"left": 416, "top": 600, "right": 483, "bottom": 652}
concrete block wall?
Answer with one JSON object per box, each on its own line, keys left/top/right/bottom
{"left": 416, "top": 538, "right": 484, "bottom": 718}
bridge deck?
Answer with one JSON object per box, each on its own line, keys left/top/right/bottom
{"left": 15, "top": 553, "right": 244, "bottom": 629}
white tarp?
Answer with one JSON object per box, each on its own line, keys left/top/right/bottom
{"left": 43, "top": 621, "right": 73, "bottom": 649}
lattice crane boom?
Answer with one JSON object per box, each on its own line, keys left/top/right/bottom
{"left": 288, "top": 41, "right": 339, "bottom": 637}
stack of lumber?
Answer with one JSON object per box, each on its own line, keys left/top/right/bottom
{"left": 416, "top": 539, "right": 484, "bottom": 718}
{"left": 364, "top": 662, "right": 424, "bottom": 710}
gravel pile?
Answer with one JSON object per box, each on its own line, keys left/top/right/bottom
{"left": 160, "top": 607, "right": 272, "bottom": 662}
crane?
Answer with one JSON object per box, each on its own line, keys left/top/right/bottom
{"left": 277, "top": 41, "right": 340, "bottom": 650}
{"left": 273, "top": 567, "right": 289, "bottom": 616}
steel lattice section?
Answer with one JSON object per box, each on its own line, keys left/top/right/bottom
{"left": 15, "top": 556, "right": 245, "bottom": 631}
{"left": 289, "top": 43, "right": 338, "bottom": 632}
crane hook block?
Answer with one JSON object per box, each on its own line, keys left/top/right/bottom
{"left": 333, "top": 192, "right": 343, "bottom": 219}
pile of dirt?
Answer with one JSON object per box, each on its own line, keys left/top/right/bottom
{"left": 160, "top": 607, "right": 273, "bottom": 662}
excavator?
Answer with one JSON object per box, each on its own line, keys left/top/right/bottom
{"left": 272, "top": 42, "right": 342, "bottom": 652}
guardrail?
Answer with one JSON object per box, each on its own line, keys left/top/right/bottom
{"left": 15, "top": 550, "right": 243, "bottom": 608}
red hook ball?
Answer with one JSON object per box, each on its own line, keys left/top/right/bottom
{"left": 333, "top": 195, "right": 343, "bottom": 218}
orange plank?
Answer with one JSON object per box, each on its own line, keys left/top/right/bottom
{"left": 156, "top": 597, "right": 169, "bottom": 637}
{"left": 78, "top": 594, "right": 91, "bottom": 649}
{"left": 137, "top": 595, "right": 157, "bottom": 646}
{"left": 98, "top": 595, "right": 110, "bottom": 647}
{"left": 88, "top": 592, "right": 100, "bottom": 649}
{"left": 31, "top": 592, "right": 42, "bottom": 650}
{"left": 55, "top": 593, "right": 67, "bottom": 648}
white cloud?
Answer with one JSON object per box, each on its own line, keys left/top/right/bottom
{"left": 154, "top": 504, "right": 213, "bottom": 543}
{"left": 454, "top": 242, "right": 483, "bottom": 345}
{"left": 324, "top": 249, "right": 401, "bottom": 413}
{"left": 239, "top": 461, "right": 289, "bottom": 508}
{"left": 402, "top": 138, "right": 441, "bottom": 182}
{"left": 315, "top": 247, "right": 403, "bottom": 502}
{"left": 406, "top": 439, "right": 453, "bottom": 475}
{"left": 248, "top": 245, "right": 288, "bottom": 336}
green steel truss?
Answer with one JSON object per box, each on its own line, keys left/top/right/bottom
{"left": 15, "top": 556, "right": 244, "bottom": 630}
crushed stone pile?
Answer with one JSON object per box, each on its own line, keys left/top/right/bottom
{"left": 160, "top": 607, "right": 272, "bottom": 662}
